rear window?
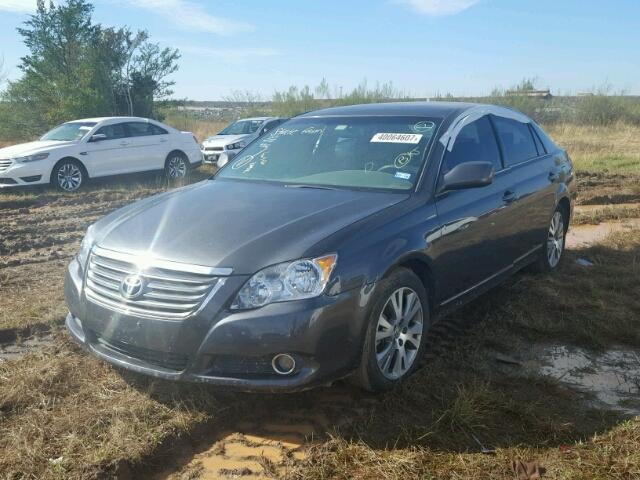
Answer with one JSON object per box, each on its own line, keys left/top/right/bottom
{"left": 126, "top": 122, "right": 167, "bottom": 137}
{"left": 492, "top": 116, "right": 538, "bottom": 166}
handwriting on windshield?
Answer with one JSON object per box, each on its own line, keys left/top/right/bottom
{"left": 231, "top": 126, "right": 324, "bottom": 173}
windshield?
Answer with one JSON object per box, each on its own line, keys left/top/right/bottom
{"left": 217, "top": 116, "right": 440, "bottom": 191}
{"left": 218, "top": 119, "right": 263, "bottom": 135}
{"left": 41, "top": 122, "right": 97, "bottom": 141}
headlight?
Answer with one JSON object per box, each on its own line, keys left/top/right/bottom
{"left": 227, "top": 141, "right": 246, "bottom": 150}
{"left": 76, "top": 225, "right": 95, "bottom": 269}
{"left": 14, "top": 153, "right": 50, "bottom": 163}
{"left": 231, "top": 254, "right": 337, "bottom": 310}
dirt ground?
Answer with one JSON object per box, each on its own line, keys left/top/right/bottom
{"left": 1, "top": 166, "right": 639, "bottom": 479}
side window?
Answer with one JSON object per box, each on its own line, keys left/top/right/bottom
{"left": 529, "top": 124, "right": 546, "bottom": 155}
{"left": 531, "top": 122, "right": 558, "bottom": 154}
{"left": 95, "top": 123, "right": 126, "bottom": 140}
{"left": 441, "top": 116, "right": 501, "bottom": 175}
{"left": 150, "top": 124, "right": 168, "bottom": 135}
{"left": 125, "top": 122, "right": 155, "bottom": 137}
{"left": 492, "top": 116, "right": 538, "bottom": 166}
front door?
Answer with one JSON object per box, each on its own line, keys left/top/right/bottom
{"left": 82, "top": 122, "right": 130, "bottom": 177}
{"left": 430, "top": 116, "right": 517, "bottom": 305}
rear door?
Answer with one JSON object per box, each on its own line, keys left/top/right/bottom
{"left": 122, "top": 122, "right": 168, "bottom": 172}
{"left": 431, "top": 116, "right": 516, "bottom": 305}
{"left": 491, "top": 116, "right": 557, "bottom": 258}
{"left": 82, "top": 122, "right": 129, "bottom": 176}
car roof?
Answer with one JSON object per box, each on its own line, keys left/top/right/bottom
{"left": 66, "top": 116, "right": 158, "bottom": 124}
{"left": 298, "top": 101, "right": 480, "bottom": 119}
{"left": 237, "top": 117, "right": 279, "bottom": 122}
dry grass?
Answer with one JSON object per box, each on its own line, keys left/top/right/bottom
{"left": 162, "top": 114, "right": 227, "bottom": 143}
{"left": 0, "top": 333, "right": 222, "bottom": 479}
{"left": 573, "top": 202, "right": 640, "bottom": 225}
{"left": 545, "top": 122, "right": 640, "bottom": 174}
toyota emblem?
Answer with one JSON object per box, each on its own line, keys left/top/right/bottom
{"left": 119, "top": 274, "right": 146, "bottom": 300}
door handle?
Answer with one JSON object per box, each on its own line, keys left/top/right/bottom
{"left": 159, "top": 138, "right": 168, "bottom": 143}
{"left": 119, "top": 141, "right": 130, "bottom": 147}
{"left": 503, "top": 190, "right": 517, "bottom": 204}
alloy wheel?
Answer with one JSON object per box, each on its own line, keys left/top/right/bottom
{"left": 57, "top": 163, "right": 82, "bottom": 191}
{"left": 547, "top": 211, "right": 565, "bottom": 268}
{"left": 167, "top": 156, "right": 187, "bottom": 178}
{"left": 375, "top": 287, "right": 424, "bottom": 380}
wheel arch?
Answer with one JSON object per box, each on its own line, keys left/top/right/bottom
{"left": 381, "top": 252, "right": 436, "bottom": 314}
{"left": 557, "top": 196, "right": 571, "bottom": 230}
{"left": 165, "top": 149, "right": 188, "bottom": 165}
{"left": 49, "top": 156, "right": 89, "bottom": 183}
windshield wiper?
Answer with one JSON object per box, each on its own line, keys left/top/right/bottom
{"left": 284, "top": 183, "right": 337, "bottom": 191}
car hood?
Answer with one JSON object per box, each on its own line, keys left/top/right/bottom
{"left": 0, "top": 140, "right": 75, "bottom": 158}
{"left": 94, "top": 180, "right": 408, "bottom": 274}
{"left": 202, "top": 134, "right": 250, "bottom": 146}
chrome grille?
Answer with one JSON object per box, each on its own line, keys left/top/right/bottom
{"left": 0, "top": 159, "right": 12, "bottom": 173}
{"left": 84, "top": 246, "right": 229, "bottom": 320}
{"left": 204, "top": 146, "right": 223, "bottom": 152}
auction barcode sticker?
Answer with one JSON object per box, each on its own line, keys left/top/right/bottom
{"left": 371, "top": 133, "right": 423, "bottom": 144}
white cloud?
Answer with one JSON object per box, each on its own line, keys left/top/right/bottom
{"left": 399, "top": 0, "right": 479, "bottom": 16}
{"left": 0, "top": 0, "right": 37, "bottom": 13}
{"left": 180, "top": 45, "right": 280, "bottom": 64}
{"left": 128, "top": 0, "right": 253, "bottom": 35}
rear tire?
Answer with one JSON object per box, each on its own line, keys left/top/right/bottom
{"left": 51, "top": 159, "right": 85, "bottom": 192}
{"left": 533, "top": 206, "right": 568, "bottom": 272}
{"left": 352, "top": 268, "right": 429, "bottom": 392}
{"left": 165, "top": 152, "right": 190, "bottom": 181}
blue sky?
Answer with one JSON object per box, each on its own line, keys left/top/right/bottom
{"left": 0, "top": 0, "right": 638, "bottom": 100}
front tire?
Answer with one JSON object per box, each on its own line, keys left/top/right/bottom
{"left": 52, "top": 159, "right": 85, "bottom": 192}
{"left": 353, "top": 268, "right": 429, "bottom": 392}
{"left": 165, "top": 152, "right": 190, "bottom": 181}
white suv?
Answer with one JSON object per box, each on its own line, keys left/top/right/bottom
{"left": 201, "top": 117, "right": 286, "bottom": 166}
{"left": 0, "top": 116, "right": 203, "bottom": 192}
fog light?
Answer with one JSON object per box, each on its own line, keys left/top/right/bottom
{"left": 272, "top": 353, "right": 296, "bottom": 375}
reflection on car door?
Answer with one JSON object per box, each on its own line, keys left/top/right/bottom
{"left": 491, "top": 116, "right": 557, "bottom": 258}
{"left": 431, "top": 116, "right": 518, "bottom": 306}
{"left": 83, "top": 123, "right": 130, "bottom": 176}
{"left": 122, "top": 122, "right": 168, "bottom": 172}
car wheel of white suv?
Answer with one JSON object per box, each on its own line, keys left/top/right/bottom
{"left": 52, "top": 159, "right": 85, "bottom": 192}
{"left": 165, "top": 152, "right": 189, "bottom": 181}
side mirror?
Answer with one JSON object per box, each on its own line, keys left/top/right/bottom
{"left": 90, "top": 133, "right": 107, "bottom": 142}
{"left": 441, "top": 161, "right": 495, "bottom": 191}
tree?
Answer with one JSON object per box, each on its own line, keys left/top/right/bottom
{"left": 1, "top": 0, "right": 180, "bottom": 139}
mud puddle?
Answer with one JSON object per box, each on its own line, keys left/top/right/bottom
{"left": 154, "top": 387, "right": 372, "bottom": 479}
{"left": 0, "top": 334, "right": 54, "bottom": 362}
{"left": 566, "top": 218, "right": 640, "bottom": 248}
{"left": 499, "top": 345, "right": 640, "bottom": 415}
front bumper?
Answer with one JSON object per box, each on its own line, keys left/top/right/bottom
{"left": 201, "top": 149, "right": 240, "bottom": 165}
{"left": 0, "top": 160, "right": 48, "bottom": 188}
{"left": 64, "top": 258, "right": 372, "bottom": 392}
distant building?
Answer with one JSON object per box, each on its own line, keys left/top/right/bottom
{"left": 505, "top": 89, "right": 552, "bottom": 99}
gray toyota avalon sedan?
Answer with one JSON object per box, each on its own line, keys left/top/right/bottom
{"left": 65, "top": 102, "right": 574, "bottom": 392}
